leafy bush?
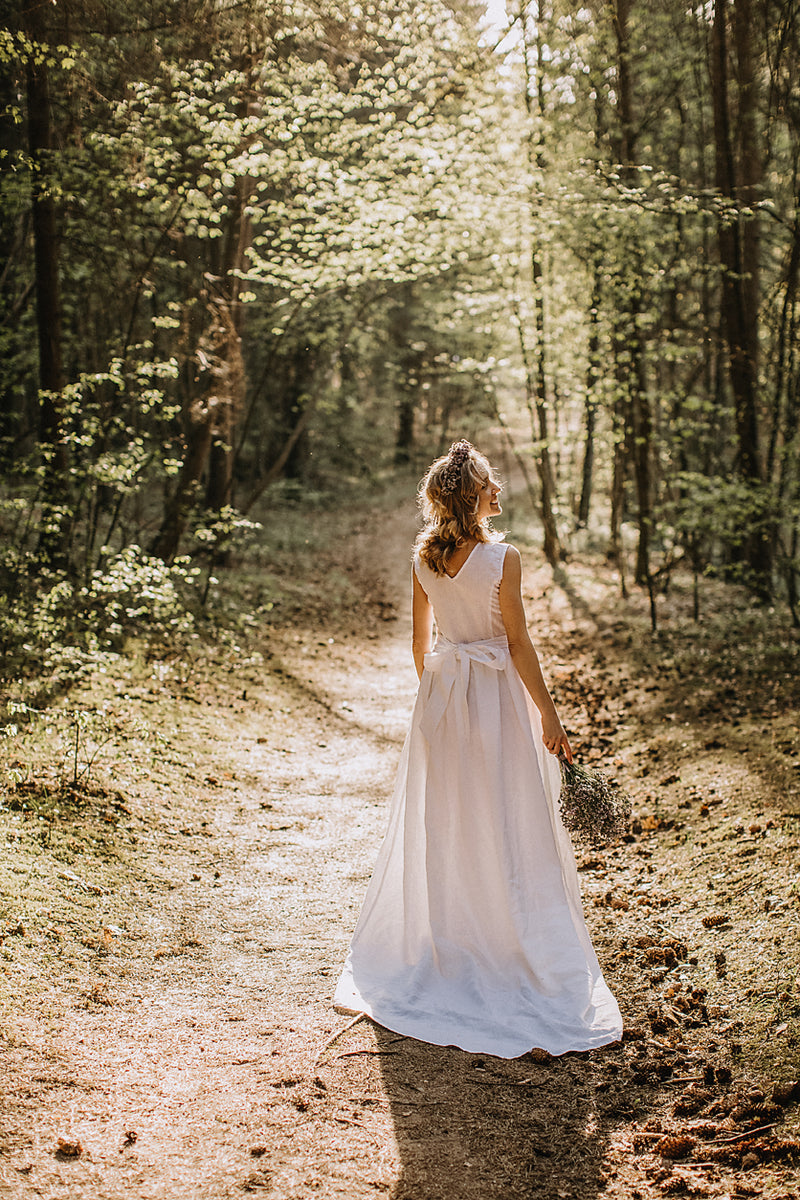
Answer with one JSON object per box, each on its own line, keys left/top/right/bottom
{"left": 0, "top": 545, "right": 202, "bottom": 689}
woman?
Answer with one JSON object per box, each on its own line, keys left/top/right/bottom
{"left": 334, "top": 440, "right": 622, "bottom": 1058}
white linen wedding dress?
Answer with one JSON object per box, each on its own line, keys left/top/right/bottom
{"left": 334, "top": 540, "right": 622, "bottom": 1058}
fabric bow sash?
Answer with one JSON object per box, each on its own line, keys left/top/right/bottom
{"left": 419, "top": 634, "right": 509, "bottom": 745}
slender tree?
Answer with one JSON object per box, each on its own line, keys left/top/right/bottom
{"left": 514, "top": 0, "right": 563, "bottom": 565}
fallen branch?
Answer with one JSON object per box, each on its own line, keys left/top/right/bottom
{"left": 330, "top": 1115, "right": 384, "bottom": 1145}
{"left": 315, "top": 1013, "right": 366, "bottom": 1065}
{"left": 57, "top": 869, "right": 108, "bottom": 895}
{"left": 709, "top": 1122, "right": 778, "bottom": 1145}
{"left": 335, "top": 1048, "right": 399, "bottom": 1060}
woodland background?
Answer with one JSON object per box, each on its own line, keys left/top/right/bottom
{"left": 2, "top": 8, "right": 800, "bottom": 1194}
{"left": 1, "top": 0, "right": 800, "bottom": 674}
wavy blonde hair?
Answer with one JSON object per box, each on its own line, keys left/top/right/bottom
{"left": 415, "top": 441, "right": 503, "bottom": 576}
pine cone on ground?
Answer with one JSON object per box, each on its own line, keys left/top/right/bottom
{"left": 655, "top": 1134, "right": 697, "bottom": 1160}
{"left": 644, "top": 946, "right": 668, "bottom": 964}
{"left": 659, "top": 1176, "right": 710, "bottom": 1197}
{"left": 767, "top": 1139, "right": 800, "bottom": 1162}
{"left": 749, "top": 1102, "right": 783, "bottom": 1122}
{"left": 686, "top": 1122, "right": 721, "bottom": 1140}
{"left": 634, "top": 1132, "right": 659, "bottom": 1152}
{"left": 660, "top": 1178, "right": 688, "bottom": 1195}
{"left": 663, "top": 938, "right": 688, "bottom": 960}
{"left": 673, "top": 1088, "right": 713, "bottom": 1117}
{"left": 704, "top": 1139, "right": 761, "bottom": 1165}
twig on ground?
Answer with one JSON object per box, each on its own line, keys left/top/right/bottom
{"left": 335, "top": 1048, "right": 399, "bottom": 1060}
{"left": 330, "top": 1115, "right": 384, "bottom": 1145}
{"left": 709, "top": 1123, "right": 778, "bottom": 1145}
{"left": 315, "top": 1013, "right": 366, "bottom": 1065}
{"left": 57, "top": 869, "right": 108, "bottom": 895}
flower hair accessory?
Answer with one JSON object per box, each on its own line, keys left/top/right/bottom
{"left": 439, "top": 440, "right": 473, "bottom": 495}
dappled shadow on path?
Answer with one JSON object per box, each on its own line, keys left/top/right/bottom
{"left": 376, "top": 1027, "right": 636, "bottom": 1200}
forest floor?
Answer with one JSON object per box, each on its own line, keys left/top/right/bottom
{"left": 1, "top": 477, "right": 800, "bottom": 1200}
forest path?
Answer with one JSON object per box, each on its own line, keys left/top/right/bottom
{"left": 2, "top": 497, "right": 800, "bottom": 1200}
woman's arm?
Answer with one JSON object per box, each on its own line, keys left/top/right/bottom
{"left": 499, "top": 545, "right": 573, "bottom": 762}
{"left": 412, "top": 568, "right": 434, "bottom": 680}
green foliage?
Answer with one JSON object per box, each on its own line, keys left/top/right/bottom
{"left": 659, "top": 472, "right": 774, "bottom": 572}
{"left": 0, "top": 543, "right": 201, "bottom": 689}
{"left": 2, "top": 0, "right": 800, "bottom": 688}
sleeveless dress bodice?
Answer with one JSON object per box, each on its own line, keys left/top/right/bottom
{"left": 413, "top": 540, "right": 507, "bottom": 644}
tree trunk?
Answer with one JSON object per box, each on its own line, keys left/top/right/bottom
{"left": 578, "top": 271, "right": 601, "bottom": 528}
{"left": 770, "top": 195, "right": 800, "bottom": 489}
{"left": 153, "top": 300, "right": 241, "bottom": 561}
{"left": 204, "top": 302, "right": 245, "bottom": 513}
{"left": 514, "top": 299, "right": 562, "bottom": 565}
{"left": 775, "top": 200, "right": 800, "bottom": 609}
{"left": 610, "top": 0, "right": 652, "bottom": 587}
{"left": 711, "top": 0, "right": 761, "bottom": 479}
{"left": 630, "top": 314, "right": 652, "bottom": 587}
{"left": 530, "top": 256, "right": 562, "bottom": 565}
{"left": 24, "top": 0, "right": 72, "bottom": 568}
{"left": 611, "top": 0, "right": 637, "bottom": 169}
{"left": 391, "top": 282, "right": 417, "bottom": 465}
{"left": 608, "top": 332, "right": 630, "bottom": 600}
{"left": 395, "top": 395, "right": 415, "bottom": 465}
{"left": 205, "top": 174, "right": 250, "bottom": 515}
{"left": 492, "top": 400, "right": 541, "bottom": 518}
{"left": 517, "top": 0, "right": 563, "bottom": 566}
{"left": 787, "top": 519, "right": 799, "bottom": 629}
{"left": 710, "top": 0, "right": 770, "bottom": 588}
{"left": 206, "top": 72, "right": 255, "bottom": 512}
{"left": 152, "top": 399, "right": 214, "bottom": 563}
{"left": 24, "top": 0, "right": 64, "bottom": 444}
{"left": 733, "top": 0, "right": 761, "bottom": 383}
{"left": 241, "top": 404, "right": 314, "bottom": 515}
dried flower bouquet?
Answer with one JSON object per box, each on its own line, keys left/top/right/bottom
{"left": 557, "top": 754, "right": 631, "bottom": 848}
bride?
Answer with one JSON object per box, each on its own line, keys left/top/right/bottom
{"left": 335, "top": 440, "right": 622, "bottom": 1058}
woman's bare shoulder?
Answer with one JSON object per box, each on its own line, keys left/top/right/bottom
{"left": 500, "top": 542, "right": 521, "bottom": 570}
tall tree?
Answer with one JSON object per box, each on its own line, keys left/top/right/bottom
{"left": 607, "top": 0, "right": 652, "bottom": 588}
{"left": 710, "top": 0, "right": 770, "bottom": 585}
{"left": 515, "top": 0, "right": 563, "bottom": 566}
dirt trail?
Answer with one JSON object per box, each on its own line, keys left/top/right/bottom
{"left": 1, "top": 499, "right": 800, "bottom": 1200}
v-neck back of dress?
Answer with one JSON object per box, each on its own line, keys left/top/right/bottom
{"left": 414, "top": 540, "right": 508, "bottom": 644}
{"left": 443, "top": 542, "right": 479, "bottom": 580}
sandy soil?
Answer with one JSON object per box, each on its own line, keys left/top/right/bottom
{"left": 1, "top": 493, "right": 799, "bottom": 1200}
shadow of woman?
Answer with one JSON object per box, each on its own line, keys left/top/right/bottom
{"left": 374, "top": 1025, "right": 633, "bottom": 1200}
